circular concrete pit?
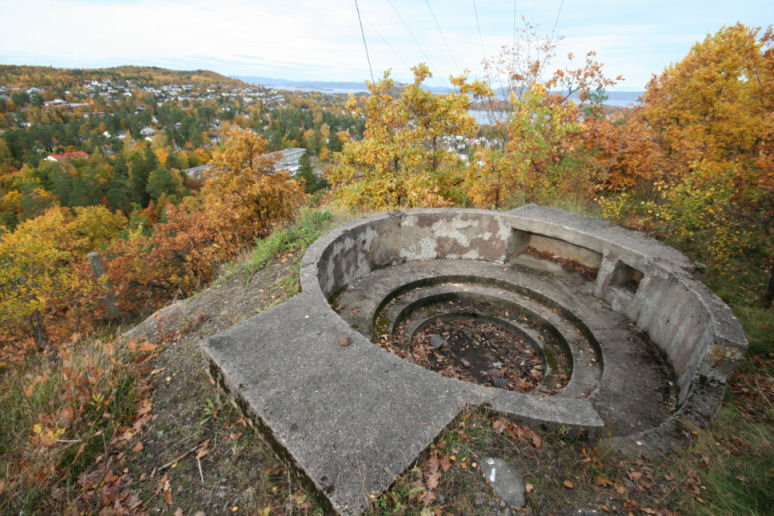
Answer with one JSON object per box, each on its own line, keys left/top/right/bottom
{"left": 203, "top": 204, "right": 748, "bottom": 514}
{"left": 301, "top": 205, "right": 748, "bottom": 444}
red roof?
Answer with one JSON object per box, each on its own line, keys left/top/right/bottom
{"left": 48, "top": 151, "right": 88, "bottom": 161}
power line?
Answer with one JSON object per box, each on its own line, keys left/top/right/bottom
{"left": 513, "top": 0, "right": 518, "bottom": 46}
{"left": 385, "top": 0, "right": 437, "bottom": 73}
{"left": 424, "top": 0, "right": 459, "bottom": 73}
{"left": 348, "top": 0, "right": 411, "bottom": 71}
{"left": 552, "top": 0, "right": 565, "bottom": 40}
{"left": 354, "top": 0, "right": 375, "bottom": 85}
{"left": 472, "top": 0, "right": 486, "bottom": 62}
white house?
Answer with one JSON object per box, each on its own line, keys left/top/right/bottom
{"left": 270, "top": 147, "right": 306, "bottom": 173}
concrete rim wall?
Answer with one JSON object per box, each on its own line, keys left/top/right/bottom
{"left": 300, "top": 205, "right": 747, "bottom": 415}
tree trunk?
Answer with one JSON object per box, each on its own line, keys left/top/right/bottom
{"left": 29, "top": 310, "right": 48, "bottom": 351}
{"left": 764, "top": 266, "right": 774, "bottom": 308}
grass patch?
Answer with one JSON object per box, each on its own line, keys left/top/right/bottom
{"left": 244, "top": 208, "right": 335, "bottom": 275}
{"left": 703, "top": 253, "right": 773, "bottom": 356}
{"left": 690, "top": 406, "right": 774, "bottom": 515}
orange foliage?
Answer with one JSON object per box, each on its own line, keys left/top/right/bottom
{"left": 105, "top": 128, "right": 305, "bottom": 314}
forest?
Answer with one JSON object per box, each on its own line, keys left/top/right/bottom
{"left": 0, "top": 22, "right": 772, "bottom": 514}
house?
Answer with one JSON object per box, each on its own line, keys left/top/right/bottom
{"left": 45, "top": 151, "right": 88, "bottom": 162}
{"left": 183, "top": 164, "right": 215, "bottom": 180}
{"left": 269, "top": 147, "right": 306, "bottom": 173}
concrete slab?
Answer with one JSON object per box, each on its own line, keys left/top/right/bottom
{"left": 201, "top": 207, "right": 746, "bottom": 514}
{"left": 202, "top": 291, "right": 602, "bottom": 514}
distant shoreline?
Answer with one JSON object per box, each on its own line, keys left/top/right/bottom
{"left": 233, "top": 74, "right": 642, "bottom": 105}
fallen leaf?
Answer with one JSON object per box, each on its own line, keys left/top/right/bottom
{"left": 492, "top": 418, "right": 507, "bottom": 434}
{"left": 530, "top": 430, "right": 542, "bottom": 449}
{"left": 338, "top": 335, "right": 351, "bottom": 347}
{"left": 563, "top": 480, "right": 575, "bottom": 489}
{"left": 596, "top": 474, "right": 611, "bottom": 487}
{"left": 136, "top": 398, "right": 152, "bottom": 417}
{"left": 196, "top": 440, "right": 211, "bottom": 459}
{"left": 70, "top": 443, "right": 86, "bottom": 465}
{"left": 439, "top": 453, "right": 451, "bottom": 472}
{"left": 525, "top": 482, "right": 534, "bottom": 493}
{"left": 59, "top": 405, "right": 74, "bottom": 426}
{"left": 22, "top": 383, "right": 34, "bottom": 398}
{"left": 138, "top": 341, "right": 157, "bottom": 353}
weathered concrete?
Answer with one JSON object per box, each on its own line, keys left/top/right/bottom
{"left": 201, "top": 206, "right": 747, "bottom": 514}
{"left": 202, "top": 290, "right": 602, "bottom": 514}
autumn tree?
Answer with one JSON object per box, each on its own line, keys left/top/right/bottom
{"left": 203, "top": 127, "right": 305, "bottom": 249}
{"left": 330, "top": 65, "right": 490, "bottom": 210}
{"left": 597, "top": 24, "right": 773, "bottom": 268}
{"left": 0, "top": 206, "right": 126, "bottom": 346}
{"left": 467, "top": 19, "right": 620, "bottom": 208}
{"left": 104, "top": 128, "right": 305, "bottom": 312}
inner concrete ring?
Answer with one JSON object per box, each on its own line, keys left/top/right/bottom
{"left": 203, "top": 204, "right": 747, "bottom": 514}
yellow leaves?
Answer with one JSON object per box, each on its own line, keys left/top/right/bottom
{"left": 332, "top": 67, "right": 482, "bottom": 210}
{"left": 30, "top": 422, "right": 65, "bottom": 447}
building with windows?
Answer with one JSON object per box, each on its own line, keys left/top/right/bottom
{"left": 270, "top": 147, "right": 306, "bottom": 173}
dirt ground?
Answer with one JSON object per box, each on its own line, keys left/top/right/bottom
{"left": 118, "top": 250, "right": 326, "bottom": 514}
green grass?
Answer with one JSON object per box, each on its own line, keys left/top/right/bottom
{"left": 244, "top": 208, "right": 335, "bottom": 275}
{"left": 692, "top": 407, "right": 774, "bottom": 515}
{"left": 703, "top": 253, "right": 773, "bottom": 356}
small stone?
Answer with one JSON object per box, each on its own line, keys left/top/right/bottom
{"left": 480, "top": 457, "right": 525, "bottom": 508}
{"left": 493, "top": 377, "right": 508, "bottom": 388}
{"left": 460, "top": 358, "right": 472, "bottom": 368}
{"left": 338, "top": 335, "right": 351, "bottom": 347}
{"left": 430, "top": 335, "right": 444, "bottom": 349}
{"left": 492, "top": 361, "right": 503, "bottom": 368}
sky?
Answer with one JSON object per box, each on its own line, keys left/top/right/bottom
{"left": 0, "top": 0, "right": 771, "bottom": 91}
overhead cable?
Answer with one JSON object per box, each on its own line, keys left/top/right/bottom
{"left": 348, "top": 0, "right": 412, "bottom": 70}
{"left": 425, "top": 0, "right": 460, "bottom": 74}
{"left": 354, "top": 0, "right": 375, "bottom": 85}
{"left": 385, "top": 0, "right": 438, "bottom": 73}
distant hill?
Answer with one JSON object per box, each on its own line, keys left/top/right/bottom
{"left": 234, "top": 75, "right": 371, "bottom": 93}
{"left": 234, "top": 75, "right": 642, "bottom": 104}
{"left": 0, "top": 65, "right": 247, "bottom": 88}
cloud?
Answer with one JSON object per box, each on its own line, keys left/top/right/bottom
{"left": 1, "top": 0, "right": 770, "bottom": 89}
